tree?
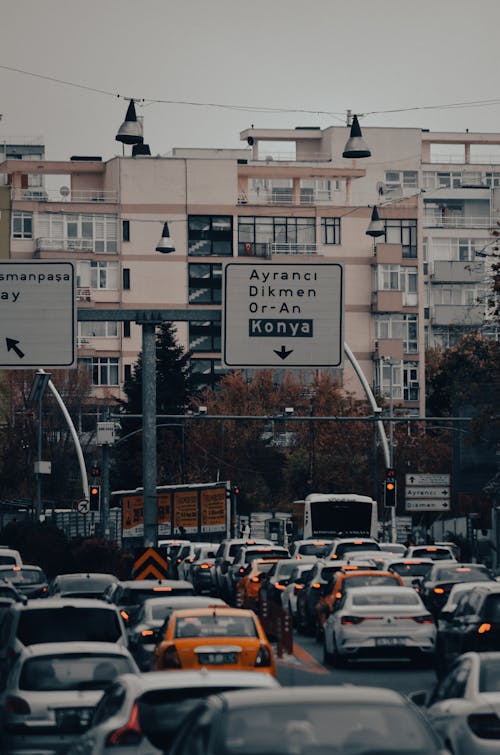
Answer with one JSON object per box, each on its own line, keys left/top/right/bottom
{"left": 0, "top": 367, "right": 94, "bottom": 504}
{"left": 112, "top": 323, "right": 193, "bottom": 490}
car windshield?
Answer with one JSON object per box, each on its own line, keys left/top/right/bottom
{"left": 0, "top": 556, "right": 18, "bottom": 565}
{"left": 389, "top": 562, "right": 433, "bottom": 578}
{"left": 222, "top": 701, "right": 436, "bottom": 754}
{"left": 175, "top": 614, "right": 257, "bottom": 638}
{"left": 56, "top": 576, "right": 115, "bottom": 593}
{"left": 0, "top": 568, "right": 44, "bottom": 585}
{"left": 343, "top": 575, "right": 400, "bottom": 590}
{"left": 479, "top": 658, "right": 500, "bottom": 692}
{"left": 120, "top": 586, "right": 193, "bottom": 605}
{"left": 434, "top": 566, "right": 489, "bottom": 582}
{"left": 351, "top": 592, "right": 420, "bottom": 607}
{"left": 298, "top": 543, "right": 330, "bottom": 557}
{"left": 273, "top": 562, "right": 298, "bottom": 579}
{"left": 335, "top": 542, "right": 380, "bottom": 558}
{"left": 18, "top": 607, "right": 122, "bottom": 644}
{"left": 246, "top": 551, "right": 288, "bottom": 563}
{"left": 19, "top": 653, "right": 133, "bottom": 691}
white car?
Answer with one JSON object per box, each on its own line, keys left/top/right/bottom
{"left": 410, "top": 651, "right": 500, "bottom": 755}
{"left": 0, "top": 642, "right": 139, "bottom": 755}
{"left": 71, "top": 669, "right": 279, "bottom": 755}
{"left": 280, "top": 560, "right": 317, "bottom": 621}
{"left": 288, "top": 539, "right": 332, "bottom": 559}
{"left": 322, "top": 585, "right": 436, "bottom": 667}
{"left": 405, "top": 545, "right": 457, "bottom": 561}
{"left": 384, "top": 558, "right": 435, "bottom": 588}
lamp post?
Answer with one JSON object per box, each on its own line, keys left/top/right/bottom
{"left": 28, "top": 370, "right": 51, "bottom": 521}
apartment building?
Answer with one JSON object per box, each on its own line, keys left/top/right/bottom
{"left": 2, "top": 124, "right": 429, "bottom": 416}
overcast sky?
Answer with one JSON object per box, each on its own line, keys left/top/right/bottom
{"left": 2, "top": 0, "right": 500, "bottom": 162}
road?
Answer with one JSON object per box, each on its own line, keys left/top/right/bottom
{"left": 276, "top": 631, "right": 437, "bottom": 697}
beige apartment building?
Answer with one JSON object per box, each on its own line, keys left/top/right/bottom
{"left": 5, "top": 123, "right": 495, "bottom": 418}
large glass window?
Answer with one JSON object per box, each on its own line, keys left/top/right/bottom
{"left": 238, "top": 216, "right": 315, "bottom": 256}
{"left": 189, "top": 321, "right": 221, "bottom": 352}
{"left": 188, "top": 263, "right": 222, "bottom": 304}
{"left": 78, "top": 322, "right": 119, "bottom": 338}
{"left": 321, "top": 217, "right": 341, "bottom": 245}
{"left": 384, "top": 219, "right": 417, "bottom": 258}
{"left": 375, "top": 314, "right": 418, "bottom": 353}
{"left": 190, "top": 358, "right": 227, "bottom": 390}
{"left": 12, "top": 211, "right": 33, "bottom": 239}
{"left": 37, "top": 213, "right": 118, "bottom": 252}
{"left": 80, "top": 357, "right": 119, "bottom": 386}
{"left": 77, "top": 261, "right": 119, "bottom": 290}
{"left": 384, "top": 171, "right": 418, "bottom": 188}
{"left": 188, "top": 216, "right": 232, "bottom": 257}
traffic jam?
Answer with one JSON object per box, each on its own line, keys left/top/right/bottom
{"left": 0, "top": 534, "right": 500, "bottom": 754}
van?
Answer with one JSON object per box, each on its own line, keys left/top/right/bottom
{"left": 0, "top": 547, "right": 22, "bottom": 567}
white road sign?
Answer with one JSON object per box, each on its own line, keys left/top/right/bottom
{"left": 77, "top": 499, "right": 90, "bottom": 514}
{"left": 0, "top": 261, "right": 76, "bottom": 368}
{"left": 405, "top": 473, "right": 450, "bottom": 486}
{"left": 223, "top": 262, "right": 344, "bottom": 368}
{"left": 406, "top": 487, "right": 450, "bottom": 499}
{"left": 405, "top": 500, "right": 451, "bottom": 512}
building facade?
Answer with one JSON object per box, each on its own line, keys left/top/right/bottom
{"left": 9, "top": 124, "right": 497, "bottom": 418}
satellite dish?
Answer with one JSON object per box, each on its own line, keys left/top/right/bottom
{"left": 247, "top": 136, "right": 254, "bottom": 146}
{"left": 60, "top": 186, "right": 70, "bottom": 197}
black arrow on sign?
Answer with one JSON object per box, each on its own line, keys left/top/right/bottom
{"left": 6, "top": 338, "right": 25, "bottom": 359}
{"left": 274, "top": 345, "right": 293, "bottom": 360}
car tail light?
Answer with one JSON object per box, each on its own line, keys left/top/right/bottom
{"left": 141, "top": 629, "right": 155, "bottom": 638}
{"left": 294, "top": 584, "right": 304, "bottom": 593}
{"left": 411, "top": 614, "right": 434, "bottom": 624}
{"left": 5, "top": 696, "right": 31, "bottom": 715}
{"left": 478, "top": 622, "right": 492, "bottom": 634}
{"left": 433, "top": 587, "right": 445, "bottom": 594}
{"left": 254, "top": 644, "right": 272, "bottom": 667}
{"left": 341, "top": 615, "right": 364, "bottom": 625}
{"left": 106, "top": 702, "right": 143, "bottom": 746}
{"left": 273, "top": 582, "right": 286, "bottom": 591}
{"left": 312, "top": 583, "right": 321, "bottom": 589}
{"left": 161, "top": 644, "right": 182, "bottom": 669}
{"left": 120, "top": 609, "right": 129, "bottom": 622}
{"left": 467, "top": 712, "right": 500, "bottom": 739}
{"left": 200, "top": 563, "right": 213, "bottom": 569}
{"left": 250, "top": 576, "right": 260, "bottom": 583}
{"left": 239, "top": 567, "right": 246, "bottom": 574}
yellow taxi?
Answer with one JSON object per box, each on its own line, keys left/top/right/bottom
{"left": 235, "top": 559, "right": 281, "bottom": 611}
{"left": 153, "top": 606, "right": 276, "bottom": 677}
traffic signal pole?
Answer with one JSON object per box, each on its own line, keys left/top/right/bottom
{"left": 141, "top": 320, "right": 158, "bottom": 549}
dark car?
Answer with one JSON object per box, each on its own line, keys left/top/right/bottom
{"left": 258, "top": 559, "right": 301, "bottom": 613}
{"left": 0, "top": 565, "right": 48, "bottom": 599}
{"left": 128, "top": 595, "right": 227, "bottom": 670}
{"left": 104, "top": 579, "right": 195, "bottom": 626}
{"left": 436, "top": 582, "right": 500, "bottom": 677}
{"left": 227, "top": 546, "right": 290, "bottom": 601}
{"left": 168, "top": 685, "right": 447, "bottom": 755}
{"left": 188, "top": 544, "right": 219, "bottom": 594}
{"left": 295, "top": 559, "right": 349, "bottom": 634}
{"left": 419, "top": 562, "right": 493, "bottom": 617}
{"left": 49, "top": 572, "right": 119, "bottom": 599}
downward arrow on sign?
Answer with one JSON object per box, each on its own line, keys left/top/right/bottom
{"left": 274, "top": 345, "right": 293, "bottom": 360}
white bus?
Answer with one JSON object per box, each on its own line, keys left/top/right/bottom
{"left": 292, "top": 493, "right": 378, "bottom": 541}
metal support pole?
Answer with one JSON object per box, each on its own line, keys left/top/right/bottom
{"left": 142, "top": 323, "right": 158, "bottom": 548}
{"left": 35, "top": 391, "right": 43, "bottom": 521}
{"left": 102, "top": 441, "right": 110, "bottom": 538}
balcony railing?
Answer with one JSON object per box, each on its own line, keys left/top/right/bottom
{"left": 268, "top": 242, "right": 318, "bottom": 256}
{"left": 238, "top": 188, "right": 343, "bottom": 206}
{"left": 76, "top": 287, "right": 92, "bottom": 303}
{"left": 423, "top": 213, "right": 493, "bottom": 229}
{"left": 13, "top": 188, "right": 118, "bottom": 203}
{"left": 36, "top": 238, "right": 117, "bottom": 253}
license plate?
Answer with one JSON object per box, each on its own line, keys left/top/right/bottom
{"left": 375, "top": 638, "right": 403, "bottom": 647}
{"left": 55, "top": 707, "right": 94, "bottom": 732}
{"left": 198, "top": 652, "right": 237, "bottom": 664}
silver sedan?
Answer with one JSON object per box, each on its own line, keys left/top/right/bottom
{"left": 322, "top": 585, "right": 436, "bottom": 667}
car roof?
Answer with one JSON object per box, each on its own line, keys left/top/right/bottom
{"left": 213, "top": 685, "right": 408, "bottom": 708}
{"left": 114, "top": 669, "right": 280, "bottom": 692}
{"left": 142, "top": 596, "right": 226, "bottom": 608}
{"left": 15, "top": 597, "right": 120, "bottom": 610}
{"left": 386, "top": 558, "right": 434, "bottom": 566}
{"left": 20, "top": 641, "right": 134, "bottom": 658}
{"left": 345, "top": 584, "right": 417, "bottom": 596}
{"left": 169, "top": 607, "right": 254, "bottom": 619}
{"left": 0, "top": 565, "right": 43, "bottom": 572}
{"left": 119, "top": 579, "right": 192, "bottom": 588}
{"left": 338, "top": 569, "right": 399, "bottom": 579}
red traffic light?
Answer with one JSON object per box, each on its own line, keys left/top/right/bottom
{"left": 91, "top": 466, "right": 101, "bottom": 477}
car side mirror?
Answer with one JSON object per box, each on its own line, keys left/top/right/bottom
{"left": 408, "top": 690, "right": 429, "bottom": 707}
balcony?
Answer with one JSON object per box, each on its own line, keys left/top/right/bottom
{"left": 430, "top": 304, "right": 485, "bottom": 326}
{"left": 13, "top": 188, "right": 118, "bottom": 203}
{"left": 76, "top": 287, "right": 92, "bottom": 303}
{"left": 268, "top": 242, "right": 319, "bottom": 257}
{"left": 423, "top": 212, "right": 492, "bottom": 229}
{"left": 430, "top": 260, "right": 485, "bottom": 283}
{"left": 237, "top": 188, "right": 343, "bottom": 206}
{"left": 35, "top": 238, "right": 117, "bottom": 254}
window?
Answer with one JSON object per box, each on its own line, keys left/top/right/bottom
{"left": 401, "top": 267, "right": 418, "bottom": 306}
{"left": 189, "top": 321, "right": 221, "bottom": 352}
{"left": 377, "top": 264, "right": 400, "bottom": 290}
{"left": 188, "top": 216, "right": 232, "bottom": 257}
{"left": 384, "top": 219, "right": 417, "bottom": 258}
{"left": 188, "top": 264, "right": 222, "bottom": 304}
{"left": 77, "top": 261, "right": 119, "bottom": 290}
{"left": 375, "top": 314, "right": 418, "bottom": 353}
{"left": 403, "top": 363, "right": 419, "bottom": 401}
{"left": 238, "top": 216, "right": 316, "bottom": 256}
{"left": 190, "top": 358, "right": 227, "bottom": 390}
{"left": 123, "top": 268, "right": 130, "bottom": 290}
{"left": 12, "top": 211, "right": 33, "bottom": 239}
{"left": 321, "top": 217, "right": 341, "bottom": 245}
{"left": 78, "top": 322, "right": 119, "bottom": 338}
{"left": 37, "top": 213, "right": 118, "bottom": 252}
{"left": 384, "top": 171, "right": 418, "bottom": 188}
{"left": 123, "top": 322, "right": 131, "bottom": 338}
{"left": 122, "top": 220, "right": 130, "bottom": 242}
{"left": 81, "top": 357, "right": 119, "bottom": 386}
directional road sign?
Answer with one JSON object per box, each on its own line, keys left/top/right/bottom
{"left": 0, "top": 261, "right": 76, "bottom": 368}
{"left": 405, "top": 472, "right": 451, "bottom": 513}
{"left": 405, "top": 473, "right": 450, "bottom": 486}
{"left": 405, "top": 500, "right": 451, "bottom": 512}
{"left": 223, "top": 262, "right": 344, "bottom": 368}
{"left": 406, "top": 487, "right": 450, "bottom": 499}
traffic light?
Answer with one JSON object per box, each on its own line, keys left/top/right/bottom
{"left": 232, "top": 484, "right": 240, "bottom": 497}
{"left": 90, "top": 464, "right": 101, "bottom": 477}
{"left": 89, "top": 484, "right": 101, "bottom": 512}
{"left": 384, "top": 468, "right": 397, "bottom": 508}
